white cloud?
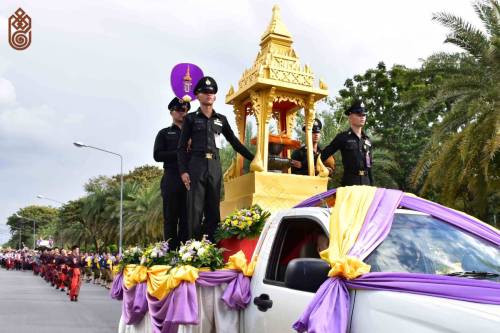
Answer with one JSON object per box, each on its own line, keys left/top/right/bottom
{"left": 0, "top": 78, "right": 16, "bottom": 105}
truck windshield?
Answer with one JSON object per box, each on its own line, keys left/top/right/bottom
{"left": 364, "top": 213, "right": 500, "bottom": 280}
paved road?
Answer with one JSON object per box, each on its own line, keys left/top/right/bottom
{"left": 0, "top": 268, "right": 121, "bottom": 333}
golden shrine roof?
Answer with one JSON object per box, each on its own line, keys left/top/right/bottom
{"left": 226, "top": 5, "right": 328, "bottom": 104}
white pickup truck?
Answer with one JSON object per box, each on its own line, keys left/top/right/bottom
{"left": 243, "top": 207, "right": 500, "bottom": 332}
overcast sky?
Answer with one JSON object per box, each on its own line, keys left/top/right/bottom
{"left": 0, "top": 0, "right": 479, "bottom": 243}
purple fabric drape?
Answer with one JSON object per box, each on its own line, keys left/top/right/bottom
{"left": 294, "top": 189, "right": 500, "bottom": 333}
{"left": 122, "top": 282, "right": 149, "bottom": 325}
{"left": 197, "top": 270, "right": 252, "bottom": 310}
{"left": 345, "top": 272, "right": 500, "bottom": 304}
{"left": 293, "top": 277, "right": 349, "bottom": 333}
{"left": 294, "top": 189, "right": 336, "bottom": 208}
{"left": 110, "top": 272, "right": 124, "bottom": 300}
{"left": 146, "top": 270, "right": 251, "bottom": 333}
{"left": 349, "top": 189, "right": 404, "bottom": 259}
{"left": 147, "top": 283, "right": 193, "bottom": 333}
{"left": 400, "top": 195, "right": 500, "bottom": 246}
{"left": 110, "top": 273, "right": 149, "bottom": 325}
{"left": 294, "top": 188, "right": 403, "bottom": 333}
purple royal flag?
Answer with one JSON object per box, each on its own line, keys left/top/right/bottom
{"left": 170, "top": 63, "right": 204, "bottom": 102}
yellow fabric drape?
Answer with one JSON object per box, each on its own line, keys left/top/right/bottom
{"left": 320, "top": 186, "right": 376, "bottom": 279}
{"left": 147, "top": 265, "right": 198, "bottom": 300}
{"left": 120, "top": 247, "right": 256, "bottom": 300}
{"left": 224, "top": 250, "right": 256, "bottom": 277}
{"left": 123, "top": 264, "right": 148, "bottom": 289}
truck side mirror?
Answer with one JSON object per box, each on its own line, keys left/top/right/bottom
{"left": 284, "top": 258, "right": 330, "bottom": 293}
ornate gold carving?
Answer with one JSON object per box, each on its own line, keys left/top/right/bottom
{"left": 319, "top": 78, "right": 328, "bottom": 90}
{"left": 273, "top": 93, "right": 305, "bottom": 108}
{"left": 223, "top": 159, "right": 237, "bottom": 182}
{"left": 286, "top": 110, "right": 298, "bottom": 137}
{"left": 261, "top": 5, "right": 292, "bottom": 40}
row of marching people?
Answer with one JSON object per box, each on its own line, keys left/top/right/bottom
{"left": 1, "top": 246, "right": 119, "bottom": 300}
{"left": 0, "top": 248, "right": 36, "bottom": 271}
{"left": 38, "top": 246, "right": 83, "bottom": 301}
{"left": 82, "top": 251, "right": 117, "bottom": 289}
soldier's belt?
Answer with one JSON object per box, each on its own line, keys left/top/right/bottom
{"left": 192, "top": 152, "right": 218, "bottom": 160}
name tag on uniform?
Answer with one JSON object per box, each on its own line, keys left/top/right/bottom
{"left": 214, "top": 133, "right": 222, "bottom": 149}
{"left": 214, "top": 119, "right": 223, "bottom": 127}
{"left": 167, "top": 132, "right": 176, "bottom": 135}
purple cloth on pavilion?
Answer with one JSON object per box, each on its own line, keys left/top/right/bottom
{"left": 146, "top": 270, "right": 251, "bottom": 333}
{"left": 294, "top": 189, "right": 336, "bottom": 208}
{"left": 346, "top": 272, "right": 500, "bottom": 304}
{"left": 294, "top": 189, "right": 500, "bottom": 333}
{"left": 349, "top": 189, "right": 404, "bottom": 259}
{"left": 400, "top": 195, "right": 500, "bottom": 246}
{"left": 147, "top": 282, "right": 193, "bottom": 333}
{"left": 110, "top": 272, "right": 123, "bottom": 300}
{"left": 122, "top": 282, "right": 149, "bottom": 325}
{"left": 197, "top": 270, "right": 252, "bottom": 310}
{"left": 110, "top": 273, "right": 148, "bottom": 325}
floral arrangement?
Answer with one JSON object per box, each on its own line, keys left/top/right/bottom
{"left": 141, "top": 241, "right": 174, "bottom": 267}
{"left": 176, "top": 236, "right": 224, "bottom": 271}
{"left": 118, "top": 246, "right": 143, "bottom": 271}
{"left": 215, "top": 205, "right": 271, "bottom": 241}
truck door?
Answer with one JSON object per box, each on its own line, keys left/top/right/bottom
{"left": 243, "top": 216, "right": 333, "bottom": 333}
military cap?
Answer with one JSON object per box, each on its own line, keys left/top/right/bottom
{"left": 302, "top": 118, "right": 323, "bottom": 133}
{"left": 194, "top": 76, "right": 218, "bottom": 94}
{"left": 345, "top": 100, "right": 366, "bottom": 116}
{"left": 168, "top": 97, "right": 191, "bottom": 112}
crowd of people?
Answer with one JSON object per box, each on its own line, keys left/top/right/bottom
{"left": 0, "top": 246, "right": 118, "bottom": 301}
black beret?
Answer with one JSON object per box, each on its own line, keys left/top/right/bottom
{"left": 194, "top": 76, "right": 218, "bottom": 94}
{"left": 345, "top": 100, "right": 366, "bottom": 115}
{"left": 168, "top": 97, "right": 190, "bottom": 112}
{"left": 302, "top": 118, "right": 323, "bottom": 133}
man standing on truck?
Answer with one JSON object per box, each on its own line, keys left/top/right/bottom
{"left": 153, "top": 97, "right": 190, "bottom": 249}
{"left": 177, "top": 76, "right": 254, "bottom": 241}
{"left": 290, "top": 118, "right": 334, "bottom": 176}
{"left": 321, "top": 100, "right": 373, "bottom": 186}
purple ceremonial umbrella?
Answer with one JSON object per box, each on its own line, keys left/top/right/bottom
{"left": 170, "top": 63, "right": 204, "bottom": 102}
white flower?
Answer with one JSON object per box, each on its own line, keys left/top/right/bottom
{"left": 181, "top": 252, "right": 192, "bottom": 261}
{"left": 197, "top": 247, "right": 207, "bottom": 257}
{"left": 192, "top": 241, "right": 202, "bottom": 250}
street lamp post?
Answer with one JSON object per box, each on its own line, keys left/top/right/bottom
{"left": 15, "top": 214, "right": 38, "bottom": 249}
{"left": 36, "top": 195, "right": 64, "bottom": 248}
{"left": 73, "top": 141, "right": 124, "bottom": 256}
{"left": 10, "top": 226, "right": 23, "bottom": 249}
{"left": 36, "top": 195, "right": 64, "bottom": 205}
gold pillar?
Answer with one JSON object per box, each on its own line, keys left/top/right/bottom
{"left": 249, "top": 87, "right": 275, "bottom": 172}
{"left": 304, "top": 94, "right": 316, "bottom": 176}
{"left": 234, "top": 103, "right": 245, "bottom": 175}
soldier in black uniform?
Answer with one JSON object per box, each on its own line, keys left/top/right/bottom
{"left": 177, "top": 76, "right": 254, "bottom": 241}
{"left": 153, "top": 97, "right": 190, "bottom": 249}
{"left": 321, "top": 100, "right": 373, "bottom": 186}
{"left": 291, "top": 118, "right": 332, "bottom": 175}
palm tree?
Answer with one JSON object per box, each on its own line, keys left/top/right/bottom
{"left": 124, "top": 179, "right": 163, "bottom": 246}
{"left": 412, "top": 0, "right": 499, "bottom": 221}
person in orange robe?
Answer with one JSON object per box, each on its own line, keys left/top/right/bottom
{"left": 69, "top": 245, "right": 82, "bottom": 302}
